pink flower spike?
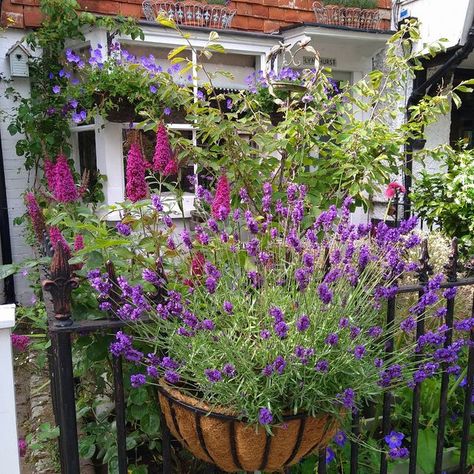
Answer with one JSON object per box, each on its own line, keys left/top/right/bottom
{"left": 25, "top": 192, "right": 45, "bottom": 241}
{"left": 153, "top": 123, "right": 174, "bottom": 173}
{"left": 74, "top": 234, "right": 84, "bottom": 252}
{"left": 49, "top": 226, "right": 71, "bottom": 257}
{"left": 50, "top": 155, "right": 80, "bottom": 203}
{"left": 211, "top": 174, "right": 231, "bottom": 221}
{"left": 11, "top": 334, "right": 30, "bottom": 352}
{"left": 125, "top": 143, "right": 148, "bottom": 202}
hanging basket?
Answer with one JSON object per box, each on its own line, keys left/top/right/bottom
{"left": 312, "top": 2, "right": 380, "bottom": 30}
{"left": 142, "top": 1, "right": 237, "bottom": 29}
{"left": 158, "top": 381, "right": 339, "bottom": 473}
{"left": 93, "top": 92, "right": 138, "bottom": 123}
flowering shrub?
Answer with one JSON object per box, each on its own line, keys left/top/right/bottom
{"left": 86, "top": 182, "right": 470, "bottom": 431}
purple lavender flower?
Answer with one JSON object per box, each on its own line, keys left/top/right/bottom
{"left": 443, "top": 287, "right": 457, "bottom": 300}
{"left": 303, "top": 253, "right": 314, "bottom": 269}
{"left": 368, "top": 326, "right": 383, "bottom": 338}
{"left": 164, "top": 369, "right": 180, "bottom": 384}
{"left": 116, "top": 222, "right": 131, "bottom": 236}
{"left": 296, "top": 314, "right": 310, "bottom": 332}
{"left": 273, "top": 355, "right": 287, "bottom": 374}
{"left": 325, "top": 333, "right": 338, "bottom": 346}
{"left": 205, "top": 276, "right": 217, "bottom": 294}
{"left": 295, "top": 267, "right": 310, "bottom": 291}
{"left": 274, "top": 320, "right": 289, "bottom": 339}
{"left": 258, "top": 407, "right": 273, "bottom": 425}
{"left": 315, "top": 359, "right": 329, "bottom": 373}
{"left": 400, "top": 316, "right": 416, "bottom": 333}
{"left": 205, "top": 369, "right": 222, "bottom": 383}
{"left": 339, "top": 317, "right": 349, "bottom": 329}
{"left": 181, "top": 230, "right": 193, "bottom": 249}
{"left": 130, "top": 374, "right": 146, "bottom": 388}
{"left": 354, "top": 345, "right": 366, "bottom": 359}
{"left": 223, "top": 364, "right": 236, "bottom": 377}
{"left": 260, "top": 329, "right": 271, "bottom": 340}
{"left": 350, "top": 326, "right": 361, "bottom": 339}
{"left": 318, "top": 283, "right": 333, "bottom": 304}
{"left": 223, "top": 301, "right": 233, "bottom": 314}
{"left": 337, "top": 388, "right": 355, "bottom": 409}
{"left": 151, "top": 194, "right": 163, "bottom": 211}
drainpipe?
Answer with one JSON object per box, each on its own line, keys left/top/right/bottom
{"left": 0, "top": 129, "right": 16, "bottom": 303}
{"left": 403, "top": 19, "right": 474, "bottom": 219}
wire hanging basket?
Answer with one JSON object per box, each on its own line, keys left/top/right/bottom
{"left": 143, "top": 0, "right": 237, "bottom": 29}
{"left": 312, "top": 2, "right": 380, "bottom": 30}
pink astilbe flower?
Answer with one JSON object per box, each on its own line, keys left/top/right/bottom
{"left": 25, "top": 192, "right": 45, "bottom": 241}
{"left": 153, "top": 123, "right": 174, "bottom": 173}
{"left": 126, "top": 143, "right": 148, "bottom": 202}
{"left": 385, "top": 182, "right": 406, "bottom": 199}
{"left": 48, "top": 155, "right": 80, "bottom": 203}
{"left": 49, "top": 226, "right": 71, "bottom": 257}
{"left": 211, "top": 174, "right": 231, "bottom": 221}
{"left": 74, "top": 234, "right": 84, "bottom": 252}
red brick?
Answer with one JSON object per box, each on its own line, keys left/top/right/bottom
{"left": 263, "top": 19, "right": 282, "bottom": 32}
{"left": 268, "top": 6, "right": 306, "bottom": 22}
{"left": 247, "top": 16, "right": 264, "bottom": 31}
{"left": 231, "top": 15, "right": 249, "bottom": 30}
{"left": 377, "top": 0, "right": 391, "bottom": 9}
{"left": 251, "top": 4, "right": 269, "bottom": 18}
{"left": 119, "top": 2, "right": 143, "bottom": 18}
{"left": 78, "top": 0, "right": 120, "bottom": 15}
{"left": 278, "top": 0, "right": 312, "bottom": 9}
{"left": 235, "top": 2, "right": 252, "bottom": 15}
{"left": 23, "top": 4, "right": 42, "bottom": 26}
{"left": 1, "top": 11, "right": 24, "bottom": 28}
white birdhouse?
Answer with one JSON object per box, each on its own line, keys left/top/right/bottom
{"left": 6, "top": 42, "right": 31, "bottom": 78}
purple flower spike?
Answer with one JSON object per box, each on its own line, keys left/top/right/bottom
{"left": 296, "top": 314, "right": 310, "bottom": 332}
{"left": 223, "top": 301, "right": 233, "bottom": 314}
{"left": 258, "top": 407, "right": 273, "bottom": 425}
{"left": 205, "top": 369, "right": 222, "bottom": 383}
{"left": 130, "top": 374, "right": 146, "bottom": 388}
{"left": 325, "top": 333, "right": 338, "bottom": 346}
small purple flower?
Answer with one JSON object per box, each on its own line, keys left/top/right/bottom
{"left": 116, "top": 222, "right": 131, "bottom": 236}
{"left": 258, "top": 407, "right": 273, "bottom": 425}
{"left": 223, "top": 301, "right": 233, "bottom": 314}
{"left": 302, "top": 94, "right": 314, "bottom": 104}
{"left": 205, "top": 276, "right": 217, "bottom": 294}
{"left": 326, "top": 447, "right": 335, "bottom": 464}
{"left": 164, "top": 107, "right": 171, "bottom": 116}
{"left": 296, "top": 314, "right": 310, "bottom": 332}
{"left": 151, "top": 194, "right": 163, "bottom": 211}
{"left": 223, "top": 364, "right": 236, "bottom": 377}
{"left": 368, "top": 326, "right": 383, "bottom": 338}
{"left": 354, "top": 345, "right": 366, "bottom": 359}
{"left": 260, "top": 329, "right": 271, "bottom": 340}
{"left": 325, "top": 333, "right": 338, "bottom": 346}
{"left": 315, "top": 359, "right": 329, "bottom": 373}
{"left": 273, "top": 355, "right": 286, "bottom": 374}
{"left": 274, "top": 320, "right": 289, "bottom": 339}
{"left": 400, "top": 316, "right": 416, "bottom": 333}
{"left": 130, "top": 374, "right": 146, "bottom": 388}
{"left": 443, "top": 287, "right": 457, "bottom": 300}
{"left": 337, "top": 388, "right": 356, "bottom": 409}
{"left": 389, "top": 447, "right": 409, "bottom": 459}
{"left": 339, "top": 317, "right": 349, "bottom": 329}
{"left": 150, "top": 85, "right": 157, "bottom": 93}
{"left": 52, "top": 85, "right": 61, "bottom": 94}
{"left": 318, "top": 283, "right": 333, "bottom": 304}
{"left": 164, "top": 369, "right": 180, "bottom": 384}
{"left": 205, "top": 369, "right": 222, "bottom": 383}
{"left": 334, "top": 431, "right": 347, "bottom": 447}
{"left": 147, "top": 366, "right": 159, "bottom": 378}
{"left": 181, "top": 230, "right": 193, "bottom": 249}
{"left": 385, "top": 431, "right": 404, "bottom": 449}
{"left": 201, "top": 319, "right": 215, "bottom": 330}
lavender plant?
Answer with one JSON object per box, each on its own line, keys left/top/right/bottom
{"left": 87, "top": 181, "right": 469, "bottom": 431}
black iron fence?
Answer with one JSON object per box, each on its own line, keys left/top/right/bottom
{"left": 42, "top": 239, "right": 474, "bottom": 474}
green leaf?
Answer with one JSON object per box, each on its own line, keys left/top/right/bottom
{"left": 0, "top": 264, "right": 18, "bottom": 279}
{"left": 168, "top": 45, "right": 187, "bottom": 60}
{"left": 417, "top": 428, "right": 437, "bottom": 473}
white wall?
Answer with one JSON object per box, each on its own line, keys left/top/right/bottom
{"left": 0, "top": 29, "right": 34, "bottom": 305}
{"left": 396, "top": 0, "right": 473, "bottom": 50}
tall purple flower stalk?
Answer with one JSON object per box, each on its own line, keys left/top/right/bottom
{"left": 25, "top": 192, "right": 45, "bottom": 241}
{"left": 153, "top": 123, "right": 177, "bottom": 176}
{"left": 45, "top": 155, "right": 79, "bottom": 203}
{"left": 211, "top": 174, "right": 231, "bottom": 221}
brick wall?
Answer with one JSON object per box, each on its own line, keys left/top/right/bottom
{"left": 2, "top": 0, "right": 392, "bottom": 32}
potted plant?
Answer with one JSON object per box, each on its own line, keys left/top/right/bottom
{"left": 142, "top": 0, "right": 237, "bottom": 29}
{"left": 87, "top": 178, "right": 449, "bottom": 472}
{"left": 313, "top": 0, "right": 380, "bottom": 30}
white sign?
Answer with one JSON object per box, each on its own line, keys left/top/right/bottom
{"left": 303, "top": 56, "right": 337, "bottom": 67}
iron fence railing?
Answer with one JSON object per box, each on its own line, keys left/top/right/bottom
{"left": 42, "top": 237, "right": 474, "bottom": 474}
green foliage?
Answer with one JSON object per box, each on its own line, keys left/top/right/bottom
{"left": 411, "top": 146, "right": 474, "bottom": 256}
{"left": 322, "top": 0, "right": 378, "bottom": 8}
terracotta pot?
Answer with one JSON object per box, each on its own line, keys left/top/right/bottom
{"left": 158, "top": 382, "right": 339, "bottom": 473}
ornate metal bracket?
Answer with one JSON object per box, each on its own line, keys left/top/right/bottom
{"left": 42, "top": 244, "right": 79, "bottom": 327}
{"left": 417, "top": 239, "right": 433, "bottom": 285}
{"left": 444, "top": 238, "right": 459, "bottom": 283}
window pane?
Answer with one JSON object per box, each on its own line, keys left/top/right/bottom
{"left": 78, "top": 130, "right": 98, "bottom": 188}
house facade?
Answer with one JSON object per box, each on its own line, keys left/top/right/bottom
{"left": 0, "top": 0, "right": 473, "bottom": 304}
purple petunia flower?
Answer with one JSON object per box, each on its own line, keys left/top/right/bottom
{"left": 258, "top": 407, "right": 273, "bottom": 425}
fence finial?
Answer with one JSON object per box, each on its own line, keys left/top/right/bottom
{"left": 42, "top": 244, "right": 79, "bottom": 326}
{"left": 417, "top": 239, "right": 433, "bottom": 284}
{"left": 445, "top": 238, "right": 459, "bottom": 282}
